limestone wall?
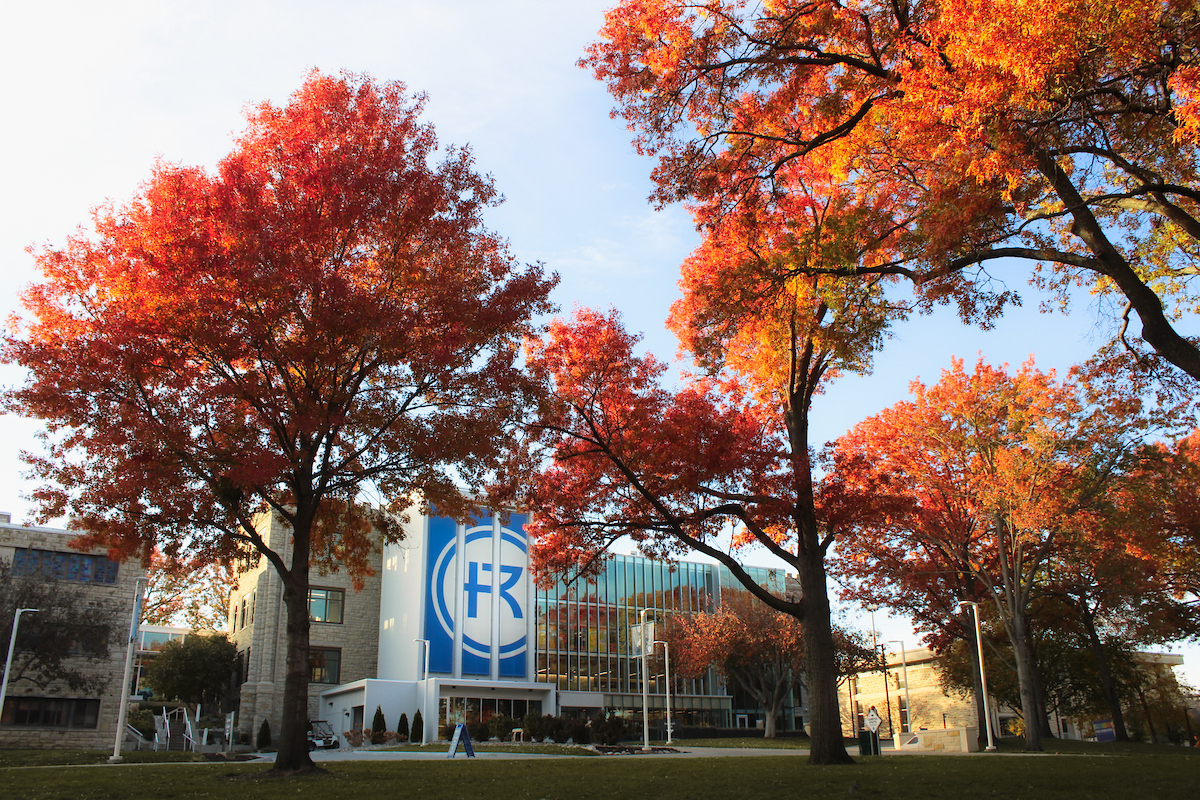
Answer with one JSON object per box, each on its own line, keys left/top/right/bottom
{"left": 0, "top": 524, "right": 146, "bottom": 750}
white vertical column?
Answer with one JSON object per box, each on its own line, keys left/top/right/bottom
{"left": 526, "top": 518, "right": 536, "bottom": 684}
{"left": 452, "top": 522, "right": 466, "bottom": 680}
{"left": 490, "top": 514, "right": 502, "bottom": 681}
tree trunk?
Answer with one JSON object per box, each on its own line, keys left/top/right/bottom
{"left": 270, "top": 515, "right": 317, "bottom": 773}
{"left": 1010, "top": 609, "right": 1043, "bottom": 751}
{"left": 763, "top": 696, "right": 780, "bottom": 739}
{"left": 1137, "top": 685, "right": 1158, "bottom": 743}
{"left": 798, "top": 552, "right": 855, "bottom": 764}
{"left": 1026, "top": 630, "right": 1054, "bottom": 739}
{"left": 1081, "top": 609, "right": 1130, "bottom": 741}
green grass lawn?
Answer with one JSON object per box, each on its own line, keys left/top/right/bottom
{"left": 1, "top": 745, "right": 1198, "bottom": 800}
{"left": 0, "top": 750, "right": 211, "bottom": 768}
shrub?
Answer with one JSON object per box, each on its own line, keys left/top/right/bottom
{"left": 568, "top": 719, "right": 591, "bottom": 745}
{"left": 256, "top": 719, "right": 272, "bottom": 750}
{"left": 593, "top": 713, "right": 627, "bottom": 745}
{"left": 488, "top": 713, "right": 516, "bottom": 741}
{"left": 127, "top": 708, "right": 156, "bottom": 740}
{"left": 523, "top": 711, "right": 546, "bottom": 741}
{"left": 412, "top": 709, "right": 424, "bottom": 743}
{"left": 398, "top": 712, "right": 409, "bottom": 741}
{"left": 468, "top": 720, "right": 490, "bottom": 742}
{"left": 371, "top": 706, "right": 387, "bottom": 744}
{"left": 551, "top": 717, "right": 571, "bottom": 744}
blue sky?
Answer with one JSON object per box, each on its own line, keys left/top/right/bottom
{"left": 1, "top": 1, "right": 1193, "bottom": 681}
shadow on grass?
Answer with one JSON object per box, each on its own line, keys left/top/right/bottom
{"left": 2, "top": 750, "right": 1198, "bottom": 799}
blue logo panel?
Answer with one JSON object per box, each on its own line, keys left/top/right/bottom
{"left": 424, "top": 511, "right": 531, "bottom": 680}
{"left": 425, "top": 515, "right": 457, "bottom": 674}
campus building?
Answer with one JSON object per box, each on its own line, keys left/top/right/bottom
{"left": 840, "top": 645, "right": 1189, "bottom": 745}
{"left": 0, "top": 515, "right": 145, "bottom": 749}
{"left": 228, "top": 507, "right": 805, "bottom": 743}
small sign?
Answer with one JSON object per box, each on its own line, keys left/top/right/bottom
{"left": 447, "top": 723, "right": 476, "bottom": 758}
{"left": 865, "top": 707, "right": 883, "bottom": 734}
{"left": 1094, "top": 719, "right": 1116, "bottom": 743}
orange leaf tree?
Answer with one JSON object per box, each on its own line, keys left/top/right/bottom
{"left": 830, "top": 357, "right": 1145, "bottom": 750}
{"left": 2, "top": 71, "right": 554, "bottom": 773}
{"left": 584, "top": 0, "right": 1200, "bottom": 382}
{"left": 524, "top": 186, "right": 892, "bottom": 762}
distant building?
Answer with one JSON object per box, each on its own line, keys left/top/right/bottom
{"left": 840, "top": 644, "right": 1188, "bottom": 743}
{"left": 0, "top": 515, "right": 145, "bottom": 749}
{"left": 228, "top": 507, "right": 804, "bottom": 742}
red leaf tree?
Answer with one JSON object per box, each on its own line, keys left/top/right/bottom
{"left": 661, "top": 590, "right": 875, "bottom": 738}
{"left": 662, "top": 590, "right": 805, "bottom": 740}
{"left": 3, "top": 71, "right": 554, "bottom": 773}
{"left": 524, "top": 202, "right": 892, "bottom": 762}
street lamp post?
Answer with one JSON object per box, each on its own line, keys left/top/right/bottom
{"left": 1, "top": 608, "right": 40, "bottom": 722}
{"left": 888, "top": 640, "right": 911, "bottom": 741}
{"left": 639, "top": 609, "right": 650, "bottom": 751}
{"left": 958, "top": 601, "right": 996, "bottom": 751}
{"left": 653, "top": 640, "right": 672, "bottom": 744}
{"left": 414, "top": 639, "right": 429, "bottom": 743}
{"left": 110, "top": 577, "right": 147, "bottom": 763}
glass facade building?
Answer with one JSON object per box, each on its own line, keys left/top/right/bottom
{"left": 535, "top": 553, "right": 804, "bottom": 730}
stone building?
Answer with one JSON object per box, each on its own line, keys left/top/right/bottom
{"left": 228, "top": 511, "right": 382, "bottom": 743}
{"left": 839, "top": 644, "right": 1189, "bottom": 743}
{"left": 0, "top": 515, "right": 145, "bottom": 749}
{"left": 839, "top": 646, "right": 988, "bottom": 741}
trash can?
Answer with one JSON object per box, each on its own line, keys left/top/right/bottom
{"left": 858, "top": 731, "right": 880, "bottom": 756}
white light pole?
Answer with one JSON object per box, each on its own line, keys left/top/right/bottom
{"left": 639, "top": 608, "right": 650, "bottom": 751}
{"left": 110, "top": 577, "right": 147, "bottom": 763}
{"left": 414, "top": 638, "right": 429, "bottom": 743}
{"left": 888, "top": 640, "right": 911, "bottom": 747}
{"left": 958, "top": 601, "right": 996, "bottom": 751}
{"left": 653, "top": 640, "right": 672, "bottom": 744}
{"left": 1, "top": 608, "right": 40, "bottom": 722}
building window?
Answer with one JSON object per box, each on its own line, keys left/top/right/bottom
{"left": 247, "top": 590, "right": 255, "bottom": 627}
{"left": 309, "top": 648, "right": 341, "bottom": 684}
{"left": 0, "top": 697, "right": 101, "bottom": 728}
{"left": 307, "top": 588, "right": 344, "bottom": 624}
{"left": 10, "top": 549, "right": 119, "bottom": 584}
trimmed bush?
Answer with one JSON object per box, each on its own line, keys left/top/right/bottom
{"left": 593, "top": 713, "right": 627, "bottom": 745}
{"left": 523, "top": 711, "right": 545, "bottom": 741}
{"left": 488, "top": 713, "right": 516, "bottom": 741}
{"left": 398, "top": 712, "right": 409, "bottom": 741}
{"left": 371, "top": 706, "right": 387, "bottom": 744}
{"left": 568, "top": 720, "right": 591, "bottom": 745}
{"left": 412, "top": 709, "right": 424, "bottom": 743}
{"left": 468, "top": 720, "right": 490, "bottom": 742}
{"left": 256, "top": 719, "right": 272, "bottom": 750}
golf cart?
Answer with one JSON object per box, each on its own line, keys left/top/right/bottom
{"left": 307, "top": 720, "right": 339, "bottom": 750}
